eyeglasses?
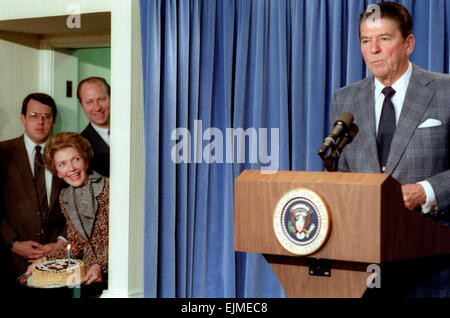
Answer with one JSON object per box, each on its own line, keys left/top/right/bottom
{"left": 28, "top": 112, "right": 53, "bottom": 122}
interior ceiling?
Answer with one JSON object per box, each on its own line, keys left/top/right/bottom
{"left": 0, "top": 12, "right": 110, "bottom": 37}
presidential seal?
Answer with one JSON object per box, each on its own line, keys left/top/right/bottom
{"left": 273, "top": 188, "right": 331, "bottom": 255}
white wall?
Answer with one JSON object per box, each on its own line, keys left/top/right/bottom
{"left": 1, "top": 0, "right": 110, "bottom": 20}
{"left": 0, "top": 0, "right": 145, "bottom": 298}
{"left": 0, "top": 36, "right": 40, "bottom": 141}
{"left": 52, "top": 48, "right": 79, "bottom": 133}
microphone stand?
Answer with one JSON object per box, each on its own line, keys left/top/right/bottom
{"left": 318, "top": 145, "right": 339, "bottom": 172}
{"left": 318, "top": 123, "right": 359, "bottom": 172}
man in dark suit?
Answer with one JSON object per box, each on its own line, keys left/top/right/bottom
{"left": 329, "top": 2, "right": 450, "bottom": 297}
{"left": 0, "top": 93, "right": 66, "bottom": 293}
{"left": 77, "top": 77, "right": 110, "bottom": 177}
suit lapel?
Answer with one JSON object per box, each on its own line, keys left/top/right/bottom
{"left": 385, "top": 65, "right": 434, "bottom": 174}
{"left": 356, "top": 78, "right": 381, "bottom": 172}
{"left": 15, "top": 137, "right": 40, "bottom": 207}
{"left": 49, "top": 176, "right": 62, "bottom": 210}
{"left": 85, "top": 123, "right": 110, "bottom": 154}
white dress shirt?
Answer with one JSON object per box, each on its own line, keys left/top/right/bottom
{"left": 374, "top": 62, "right": 436, "bottom": 213}
{"left": 91, "top": 124, "right": 110, "bottom": 146}
{"left": 374, "top": 62, "right": 412, "bottom": 133}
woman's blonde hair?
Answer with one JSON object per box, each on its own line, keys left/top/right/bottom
{"left": 43, "top": 132, "right": 94, "bottom": 175}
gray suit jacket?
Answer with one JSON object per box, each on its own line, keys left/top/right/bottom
{"left": 329, "top": 64, "right": 450, "bottom": 213}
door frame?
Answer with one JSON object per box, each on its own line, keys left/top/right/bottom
{"left": 0, "top": 0, "right": 145, "bottom": 298}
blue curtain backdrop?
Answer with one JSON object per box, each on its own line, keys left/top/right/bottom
{"left": 140, "top": 0, "right": 450, "bottom": 297}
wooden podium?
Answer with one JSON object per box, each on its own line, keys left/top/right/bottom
{"left": 234, "top": 170, "right": 450, "bottom": 297}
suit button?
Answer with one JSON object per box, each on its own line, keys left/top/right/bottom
{"left": 37, "top": 211, "right": 41, "bottom": 216}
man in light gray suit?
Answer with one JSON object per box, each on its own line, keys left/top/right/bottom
{"left": 329, "top": 2, "right": 450, "bottom": 297}
{"left": 330, "top": 2, "right": 449, "bottom": 224}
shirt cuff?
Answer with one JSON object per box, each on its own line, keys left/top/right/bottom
{"left": 57, "top": 236, "right": 68, "bottom": 243}
{"left": 417, "top": 181, "right": 436, "bottom": 213}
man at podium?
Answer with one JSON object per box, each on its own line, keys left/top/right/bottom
{"left": 327, "top": 2, "right": 450, "bottom": 297}
{"left": 329, "top": 2, "right": 449, "bottom": 227}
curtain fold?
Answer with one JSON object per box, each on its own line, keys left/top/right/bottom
{"left": 140, "top": 0, "right": 450, "bottom": 298}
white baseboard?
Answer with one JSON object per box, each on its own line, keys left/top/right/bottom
{"left": 100, "top": 289, "right": 144, "bottom": 298}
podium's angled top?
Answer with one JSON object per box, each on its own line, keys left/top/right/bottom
{"left": 236, "top": 169, "right": 394, "bottom": 186}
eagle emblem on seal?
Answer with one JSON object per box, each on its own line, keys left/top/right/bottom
{"left": 288, "top": 204, "right": 316, "bottom": 240}
{"left": 273, "top": 188, "right": 331, "bottom": 255}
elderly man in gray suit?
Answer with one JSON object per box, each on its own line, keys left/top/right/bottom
{"left": 329, "top": 2, "right": 450, "bottom": 297}
{"left": 330, "top": 2, "right": 449, "bottom": 224}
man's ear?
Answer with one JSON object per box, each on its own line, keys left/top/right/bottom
{"left": 406, "top": 34, "right": 415, "bottom": 56}
{"left": 20, "top": 114, "right": 26, "bottom": 126}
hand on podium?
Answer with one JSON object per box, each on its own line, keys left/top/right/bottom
{"left": 401, "top": 184, "right": 426, "bottom": 211}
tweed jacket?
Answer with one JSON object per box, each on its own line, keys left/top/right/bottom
{"left": 329, "top": 64, "right": 450, "bottom": 213}
{"left": 45, "top": 177, "right": 109, "bottom": 273}
{"left": 81, "top": 123, "right": 110, "bottom": 178}
{"left": 0, "top": 136, "right": 65, "bottom": 277}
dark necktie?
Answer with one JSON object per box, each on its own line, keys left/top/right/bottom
{"left": 34, "top": 146, "right": 49, "bottom": 220}
{"left": 377, "top": 86, "right": 396, "bottom": 172}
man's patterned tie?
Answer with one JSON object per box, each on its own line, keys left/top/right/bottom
{"left": 34, "top": 145, "right": 49, "bottom": 220}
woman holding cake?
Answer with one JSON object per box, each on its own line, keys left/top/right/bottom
{"left": 27, "top": 132, "right": 109, "bottom": 296}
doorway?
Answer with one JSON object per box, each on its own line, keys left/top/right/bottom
{"left": 0, "top": 2, "right": 145, "bottom": 297}
{"left": 53, "top": 46, "right": 111, "bottom": 134}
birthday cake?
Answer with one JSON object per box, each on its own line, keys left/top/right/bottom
{"left": 31, "top": 259, "right": 86, "bottom": 287}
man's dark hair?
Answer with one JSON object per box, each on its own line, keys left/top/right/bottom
{"left": 77, "top": 76, "right": 111, "bottom": 103}
{"left": 21, "top": 93, "right": 57, "bottom": 118}
{"left": 359, "top": 1, "right": 413, "bottom": 39}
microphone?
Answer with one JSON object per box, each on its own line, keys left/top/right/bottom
{"left": 318, "top": 111, "right": 354, "bottom": 155}
{"left": 328, "top": 123, "right": 359, "bottom": 160}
